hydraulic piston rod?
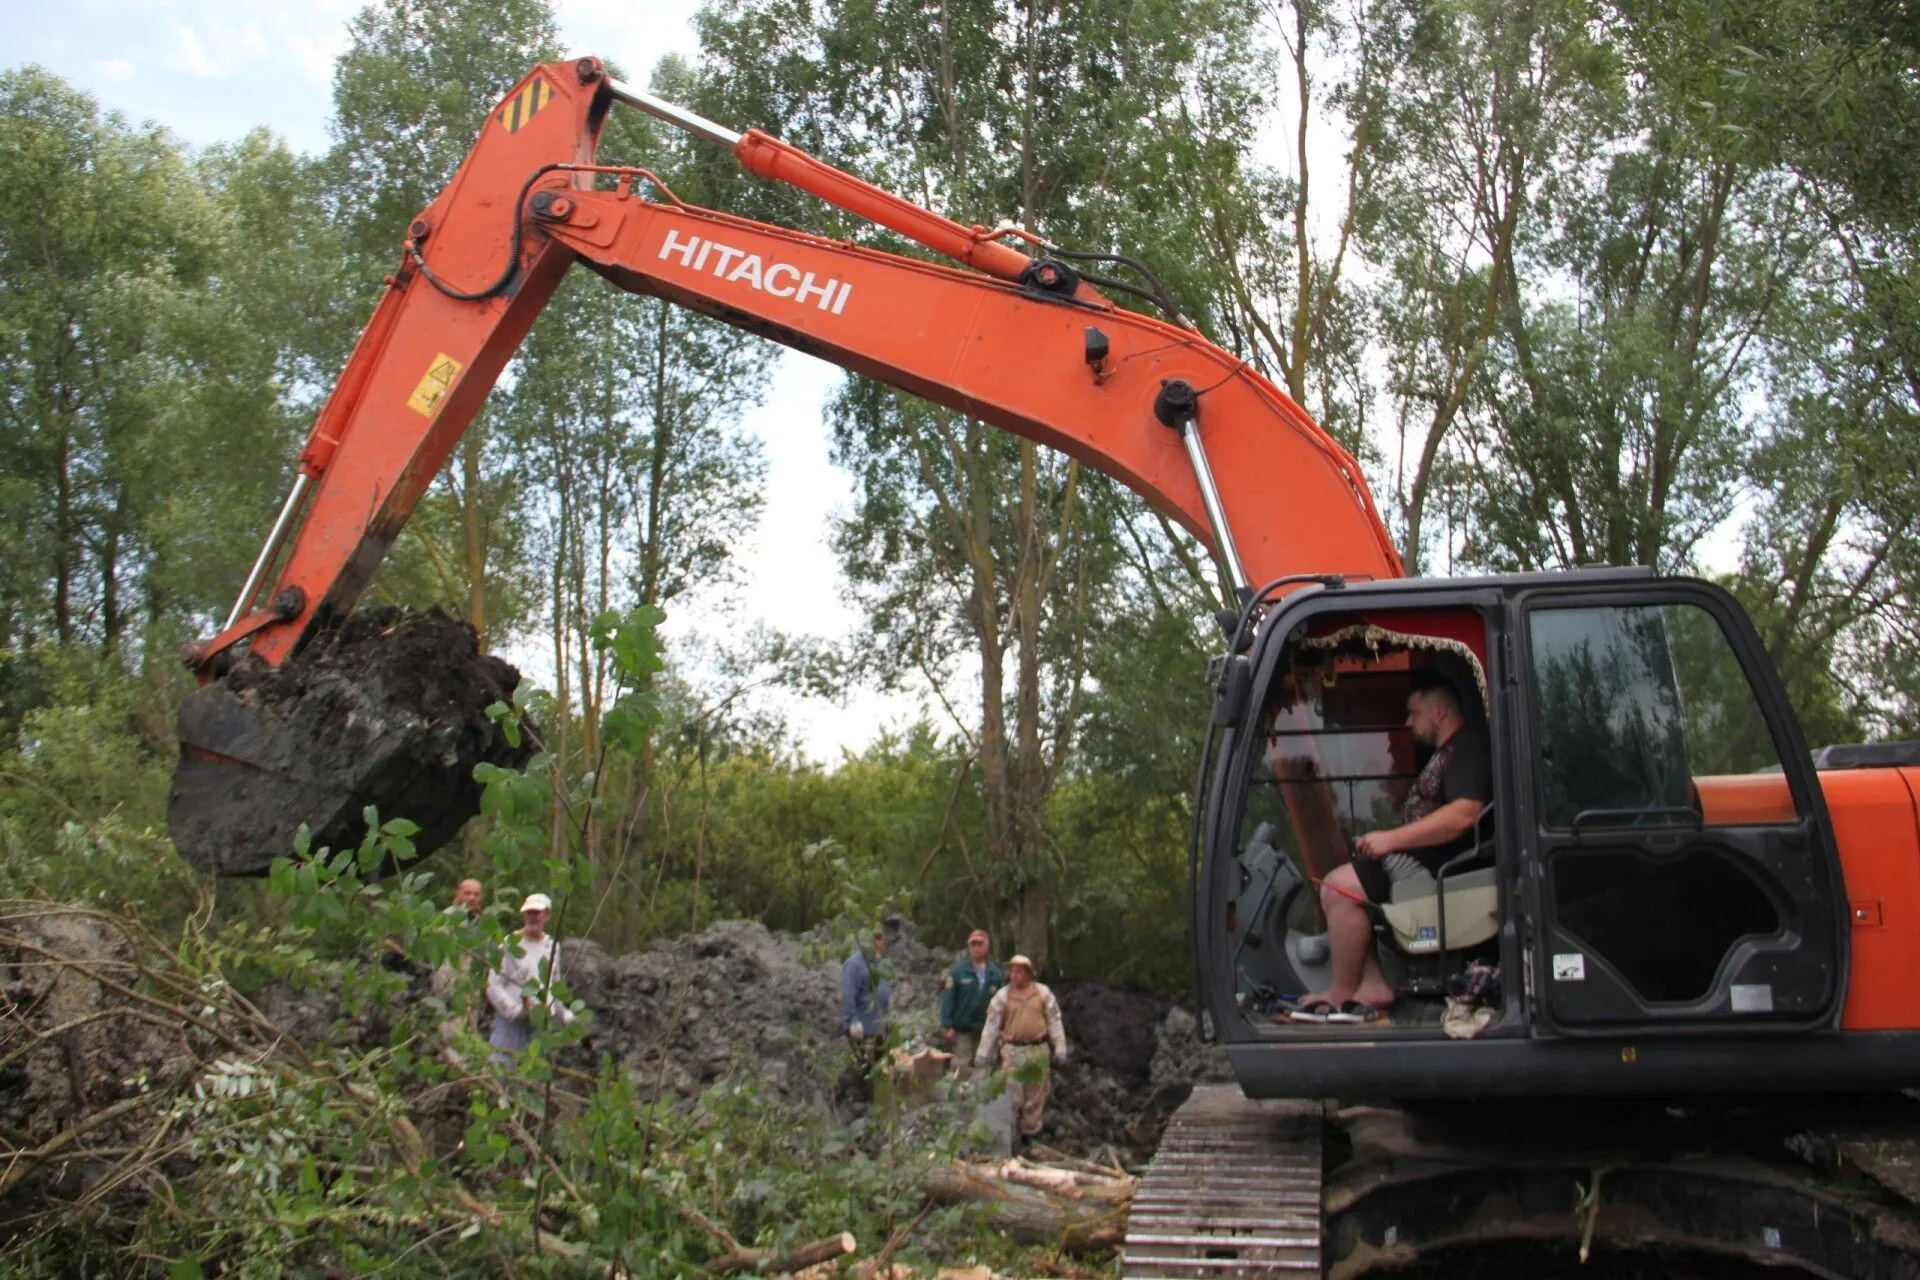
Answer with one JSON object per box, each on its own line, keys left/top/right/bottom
{"left": 605, "top": 79, "right": 743, "bottom": 149}
{"left": 224, "top": 474, "right": 315, "bottom": 631}
{"left": 1154, "top": 379, "right": 1249, "bottom": 592}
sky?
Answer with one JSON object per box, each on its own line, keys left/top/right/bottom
{"left": 0, "top": 0, "right": 932, "bottom": 759}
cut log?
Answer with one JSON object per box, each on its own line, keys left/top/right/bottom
{"left": 923, "top": 1164, "right": 1126, "bottom": 1254}
{"left": 991, "top": 1158, "right": 1134, "bottom": 1201}
{"left": 702, "top": 1231, "right": 857, "bottom": 1276}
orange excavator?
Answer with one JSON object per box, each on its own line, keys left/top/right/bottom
{"left": 170, "top": 59, "right": 1920, "bottom": 1277}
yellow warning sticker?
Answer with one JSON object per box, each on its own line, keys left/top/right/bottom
{"left": 406, "top": 352, "right": 464, "bottom": 417}
{"left": 498, "top": 77, "right": 555, "bottom": 134}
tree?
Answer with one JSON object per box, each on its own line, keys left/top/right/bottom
{"left": 696, "top": 0, "right": 1256, "bottom": 966}
{"left": 0, "top": 70, "right": 302, "bottom": 696}
{"left": 1600, "top": 0, "right": 1920, "bottom": 736}
{"left": 1457, "top": 105, "right": 1811, "bottom": 575}
{"left": 1191, "top": 0, "right": 1392, "bottom": 455}
{"left": 1365, "top": 0, "right": 1617, "bottom": 571}
{"left": 320, "top": 0, "right": 564, "bottom": 647}
{"left": 506, "top": 94, "right": 771, "bottom": 891}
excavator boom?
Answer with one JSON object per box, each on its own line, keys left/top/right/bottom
{"left": 169, "top": 57, "right": 1397, "bottom": 874}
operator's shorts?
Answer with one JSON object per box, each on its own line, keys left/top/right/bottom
{"left": 1352, "top": 851, "right": 1433, "bottom": 905}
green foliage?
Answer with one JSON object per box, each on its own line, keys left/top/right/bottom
{"left": 3, "top": 815, "right": 979, "bottom": 1276}
{"left": 0, "top": 606, "right": 1009, "bottom": 1277}
{"left": 0, "top": 651, "right": 196, "bottom": 927}
{"left": 0, "top": 68, "right": 303, "bottom": 667}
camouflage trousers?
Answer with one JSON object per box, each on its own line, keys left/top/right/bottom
{"left": 1000, "top": 1043, "right": 1053, "bottom": 1137}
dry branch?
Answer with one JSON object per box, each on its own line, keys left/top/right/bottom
{"left": 702, "top": 1230, "right": 857, "bottom": 1275}
{"left": 0, "top": 1093, "right": 156, "bottom": 1197}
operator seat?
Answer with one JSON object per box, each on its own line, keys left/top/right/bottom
{"left": 1377, "top": 804, "right": 1498, "bottom": 955}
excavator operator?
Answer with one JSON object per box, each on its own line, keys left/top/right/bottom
{"left": 1293, "top": 682, "right": 1491, "bottom": 1022}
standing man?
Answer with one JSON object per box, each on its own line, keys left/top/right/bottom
{"left": 974, "top": 956, "right": 1069, "bottom": 1145}
{"left": 433, "top": 878, "right": 487, "bottom": 1055}
{"left": 841, "top": 926, "right": 891, "bottom": 1051}
{"left": 939, "top": 929, "right": 1004, "bottom": 1081}
{"left": 487, "top": 893, "right": 575, "bottom": 1062}
{"left": 449, "top": 878, "right": 484, "bottom": 920}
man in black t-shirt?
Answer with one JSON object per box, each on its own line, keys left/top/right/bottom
{"left": 1293, "top": 682, "right": 1493, "bottom": 1019}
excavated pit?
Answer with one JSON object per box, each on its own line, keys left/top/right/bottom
{"left": 168, "top": 607, "right": 529, "bottom": 877}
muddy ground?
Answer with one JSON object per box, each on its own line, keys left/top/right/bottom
{"left": 0, "top": 908, "right": 1223, "bottom": 1170}
{"left": 169, "top": 607, "right": 528, "bottom": 876}
{"left": 545, "top": 915, "right": 1233, "bottom": 1158}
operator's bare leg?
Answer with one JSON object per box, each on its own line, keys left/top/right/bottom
{"left": 1301, "top": 864, "right": 1397, "bottom": 1010}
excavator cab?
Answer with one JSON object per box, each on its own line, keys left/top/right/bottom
{"left": 1200, "top": 569, "right": 1859, "bottom": 1098}
{"left": 1222, "top": 600, "right": 1502, "bottom": 1024}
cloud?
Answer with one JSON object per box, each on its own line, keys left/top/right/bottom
{"left": 40, "top": 1, "right": 358, "bottom": 87}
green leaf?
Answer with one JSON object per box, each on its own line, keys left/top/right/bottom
{"left": 486, "top": 700, "right": 523, "bottom": 749}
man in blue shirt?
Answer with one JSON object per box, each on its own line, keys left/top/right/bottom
{"left": 841, "top": 927, "right": 891, "bottom": 1048}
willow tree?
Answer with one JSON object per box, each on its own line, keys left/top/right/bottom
{"left": 1360, "top": 0, "right": 1617, "bottom": 571}
{"left": 694, "top": 0, "right": 1256, "bottom": 964}
{"left": 505, "top": 72, "right": 771, "bottom": 908}
{"left": 0, "top": 71, "right": 311, "bottom": 680}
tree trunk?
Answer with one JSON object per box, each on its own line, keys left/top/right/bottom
{"left": 53, "top": 427, "right": 73, "bottom": 646}
{"left": 922, "top": 1165, "right": 1126, "bottom": 1254}
{"left": 703, "top": 1232, "right": 856, "bottom": 1276}
{"left": 1012, "top": 440, "right": 1049, "bottom": 968}
{"left": 100, "top": 519, "right": 120, "bottom": 656}
{"left": 461, "top": 428, "right": 487, "bottom": 649}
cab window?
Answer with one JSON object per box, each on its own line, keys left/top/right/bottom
{"left": 1527, "top": 602, "right": 1799, "bottom": 829}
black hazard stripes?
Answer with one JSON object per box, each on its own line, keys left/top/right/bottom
{"left": 498, "top": 78, "right": 555, "bottom": 134}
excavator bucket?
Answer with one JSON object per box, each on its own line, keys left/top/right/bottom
{"left": 168, "top": 608, "right": 530, "bottom": 877}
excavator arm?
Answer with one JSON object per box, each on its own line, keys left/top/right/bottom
{"left": 169, "top": 57, "right": 1401, "bottom": 874}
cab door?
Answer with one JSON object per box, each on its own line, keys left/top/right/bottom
{"left": 1512, "top": 581, "right": 1847, "bottom": 1035}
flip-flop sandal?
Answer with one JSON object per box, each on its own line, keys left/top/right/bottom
{"left": 1326, "top": 1001, "right": 1384, "bottom": 1024}
{"left": 1288, "top": 1000, "right": 1338, "bottom": 1023}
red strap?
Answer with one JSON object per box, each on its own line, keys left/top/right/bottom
{"left": 1310, "top": 873, "right": 1371, "bottom": 907}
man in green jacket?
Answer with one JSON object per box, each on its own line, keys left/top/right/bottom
{"left": 939, "top": 929, "right": 1005, "bottom": 1081}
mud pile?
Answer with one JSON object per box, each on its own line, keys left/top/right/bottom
{"left": 169, "top": 607, "right": 529, "bottom": 876}
{"left": 0, "top": 905, "right": 1227, "bottom": 1162}
{"left": 0, "top": 912, "right": 190, "bottom": 1143}
{"left": 555, "top": 918, "right": 1229, "bottom": 1157}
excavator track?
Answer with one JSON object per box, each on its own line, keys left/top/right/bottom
{"left": 1124, "top": 1089, "right": 1920, "bottom": 1279}
{"left": 1123, "top": 1084, "right": 1323, "bottom": 1277}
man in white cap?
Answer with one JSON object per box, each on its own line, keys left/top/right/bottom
{"left": 486, "top": 892, "right": 575, "bottom": 1061}
{"left": 974, "top": 955, "right": 1068, "bottom": 1143}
